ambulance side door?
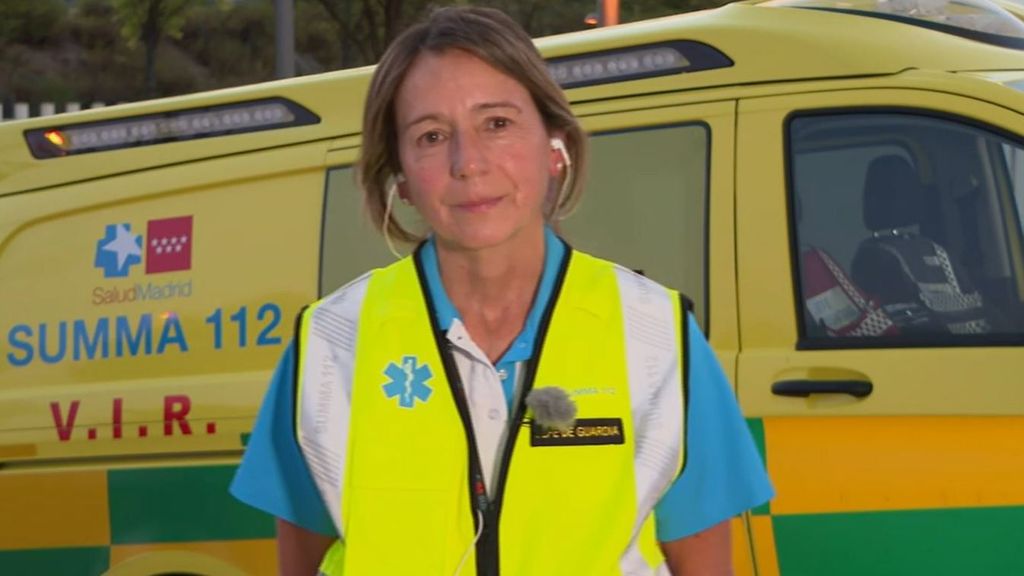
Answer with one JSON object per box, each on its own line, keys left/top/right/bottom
{"left": 735, "top": 88, "right": 1024, "bottom": 576}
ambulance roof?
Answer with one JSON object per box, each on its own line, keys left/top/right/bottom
{"left": 537, "top": 0, "right": 1024, "bottom": 97}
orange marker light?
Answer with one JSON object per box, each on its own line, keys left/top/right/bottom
{"left": 44, "top": 130, "right": 68, "bottom": 148}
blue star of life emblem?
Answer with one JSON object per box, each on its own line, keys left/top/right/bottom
{"left": 94, "top": 223, "right": 142, "bottom": 278}
{"left": 382, "top": 356, "right": 433, "bottom": 408}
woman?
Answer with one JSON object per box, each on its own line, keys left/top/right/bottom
{"left": 231, "top": 6, "right": 771, "bottom": 575}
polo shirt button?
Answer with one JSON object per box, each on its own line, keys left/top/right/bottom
{"left": 497, "top": 368, "right": 509, "bottom": 380}
{"left": 488, "top": 409, "right": 501, "bottom": 421}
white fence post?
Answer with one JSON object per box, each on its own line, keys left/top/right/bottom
{"left": 0, "top": 100, "right": 125, "bottom": 122}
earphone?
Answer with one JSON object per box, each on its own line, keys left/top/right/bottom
{"left": 550, "top": 137, "right": 571, "bottom": 169}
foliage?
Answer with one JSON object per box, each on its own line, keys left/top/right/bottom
{"left": 178, "top": 1, "right": 276, "bottom": 87}
{"left": 112, "top": 0, "right": 202, "bottom": 47}
{"left": 1, "top": 0, "right": 729, "bottom": 104}
{"left": 0, "top": 0, "right": 68, "bottom": 47}
{"left": 112, "top": 0, "right": 210, "bottom": 96}
{"left": 294, "top": 1, "right": 345, "bottom": 72}
{"left": 302, "top": 0, "right": 730, "bottom": 69}
{"left": 67, "top": 0, "right": 120, "bottom": 50}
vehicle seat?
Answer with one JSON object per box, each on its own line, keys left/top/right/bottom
{"left": 801, "top": 246, "right": 899, "bottom": 337}
{"left": 851, "top": 155, "right": 990, "bottom": 335}
{"left": 795, "top": 195, "right": 897, "bottom": 338}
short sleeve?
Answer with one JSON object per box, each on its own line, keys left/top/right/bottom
{"left": 653, "top": 315, "right": 773, "bottom": 542}
{"left": 229, "top": 342, "right": 339, "bottom": 537}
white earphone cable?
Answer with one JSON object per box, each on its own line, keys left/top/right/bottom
{"left": 550, "top": 138, "right": 577, "bottom": 221}
{"left": 453, "top": 509, "right": 485, "bottom": 576}
{"left": 382, "top": 179, "right": 403, "bottom": 259}
{"left": 555, "top": 164, "right": 578, "bottom": 220}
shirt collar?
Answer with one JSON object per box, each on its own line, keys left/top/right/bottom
{"left": 419, "top": 227, "right": 566, "bottom": 364}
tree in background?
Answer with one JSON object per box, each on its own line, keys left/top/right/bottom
{"left": 0, "top": 0, "right": 70, "bottom": 105}
{"left": 0, "top": 0, "right": 67, "bottom": 47}
{"left": 112, "top": 0, "right": 207, "bottom": 97}
{"left": 0, "top": 0, "right": 729, "bottom": 106}
{"left": 305, "top": 0, "right": 729, "bottom": 69}
{"left": 180, "top": 1, "right": 276, "bottom": 88}
{"left": 311, "top": 0, "right": 415, "bottom": 68}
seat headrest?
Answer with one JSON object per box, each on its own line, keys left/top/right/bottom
{"left": 862, "top": 155, "right": 924, "bottom": 231}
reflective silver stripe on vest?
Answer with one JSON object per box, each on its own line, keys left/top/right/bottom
{"left": 614, "top": 265, "right": 684, "bottom": 576}
{"left": 876, "top": 240, "right": 989, "bottom": 333}
{"left": 297, "top": 271, "right": 373, "bottom": 539}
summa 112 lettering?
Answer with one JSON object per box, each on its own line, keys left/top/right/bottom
{"left": 4, "top": 302, "right": 284, "bottom": 367}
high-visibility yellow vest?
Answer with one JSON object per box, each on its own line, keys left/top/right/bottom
{"left": 296, "top": 248, "right": 689, "bottom": 576}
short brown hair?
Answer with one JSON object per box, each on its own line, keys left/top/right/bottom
{"left": 358, "top": 6, "right": 588, "bottom": 243}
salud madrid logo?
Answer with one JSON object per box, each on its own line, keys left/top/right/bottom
{"left": 382, "top": 356, "right": 433, "bottom": 408}
{"left": 94, "top": 216, "right": 193, "bottom": 278}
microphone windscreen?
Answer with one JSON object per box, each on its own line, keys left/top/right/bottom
{"left": 525, "top": 387, "right": 577, "bottom": 431}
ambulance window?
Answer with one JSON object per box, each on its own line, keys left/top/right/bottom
{"left": 320, "top": 166, "right": 414, "bottom": 295}
{"left": 561, "top": 123, "right": 709, "bottom": 328}
{"left": 789, "top": 112, "right": 1024, "bottom": 346}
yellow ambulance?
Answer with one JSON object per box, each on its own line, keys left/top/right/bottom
{"left": 2, "top": 0, "right": 1023, "bottom": 574}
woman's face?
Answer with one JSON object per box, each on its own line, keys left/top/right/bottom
{"left": 394, "top": 49, "right": 560, "bottom": 252}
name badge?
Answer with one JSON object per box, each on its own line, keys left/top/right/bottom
{"left": 530, "top": 418, "right": 625, "bottom": 447}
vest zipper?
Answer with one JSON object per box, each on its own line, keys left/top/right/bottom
{"left": 472, "top": 249, "right": 573, "bottom": 576}
{"left": 480, "top": 358, "right": 539, "bottom": 576}
{"left": 414, "top": 250, "right": 494, "bottom": 575}
{"left": 435, "top": 342, "right": 493, "bottom": 575}
{"left": 414, "top": 243, "right": 573, "bottom": 576}
{"left": 435, "top": 342, "right": 525, "bottom": 576}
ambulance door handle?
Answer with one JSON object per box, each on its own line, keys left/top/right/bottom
{"left": 771, "top": 379, "right": 873, "bottom": 398}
